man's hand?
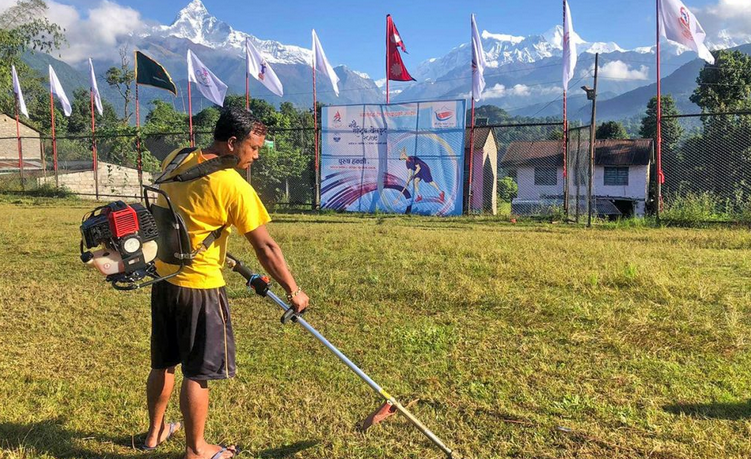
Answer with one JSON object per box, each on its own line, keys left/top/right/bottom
{"left": 288, "top": 289, "right": 309, "bottom": 313}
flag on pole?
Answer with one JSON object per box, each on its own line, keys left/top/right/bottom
{"left": 48, "top": 65, "right": 71, "bottom": 117}
{"left": 187, "top": 49, "right": 228, "bottom": 106}
{"left": 246, "top": 38, "right": 284, "bottom": 97}
{"left": 135, "top": 51, "right": 178, "bottom": 94}
{"left": 88, "top": 58, "right": 103, "bottom": 116}
{"left": 11, "top": 65, "right": 28, "bottom": 118}
{"left": 471, "top": 14, "right": 486, "bottom": 102}
{"left": 312, "top": 29, "right": 340, "bottom": 96}
{"left": 386, "top": 15, "right": 415, "bottom": 82}
{"left": 562, "top": 0, "right": 578, "bottom": 90}
{"left": 658, "top": 0, "right": 715, "bottom": 64}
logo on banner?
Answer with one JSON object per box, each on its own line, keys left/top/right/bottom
{"left": 432, "top": 105, "right": 456, "bottom": 128}
{"left": 679, "top": 7, "right": 693, "bottom": 40}
{"left": 333, "top": 111, "right": 342, "bottom": 127}
{"left": 195, "top": 68, "right": 212, "bottom": 88}
{"left": 258, "top": 62, "right": 267, "bottom": 81}
{"left": 333, "top": 134, "right": 341, "bottom": 143}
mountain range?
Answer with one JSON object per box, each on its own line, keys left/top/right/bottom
{"left": 22, "top": 0, "right": 751, "bottom": 123}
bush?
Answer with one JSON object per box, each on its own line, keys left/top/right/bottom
{"left": 497, "top": 176, "right": 518, "bottom": 202}
{"left": 662, "top": 191, "right": 725, "bottom": 224}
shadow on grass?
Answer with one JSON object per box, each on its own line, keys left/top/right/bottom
{"left": 0, "top": 417, "right": 174, "bottom": 459}
{"left": 0, "top": 417, "right": 320, "bottom": 459}
{"left": 663, "top": 400, "right": 751, "bottom": 420}
{"left": 255, "top": 440, "right": 320, "bottom": 458}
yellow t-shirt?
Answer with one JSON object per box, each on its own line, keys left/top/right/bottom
{"left": 154, "top": 148, "right": 271, "bottom": 288}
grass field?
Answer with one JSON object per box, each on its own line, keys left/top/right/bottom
{"left": 1, "top": 197, "right": 750, "bottom": 459}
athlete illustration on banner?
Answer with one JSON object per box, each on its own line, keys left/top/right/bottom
{"left": 393, "top": 147, "right": 445, "bottom": 204}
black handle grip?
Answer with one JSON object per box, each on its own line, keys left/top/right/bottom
{"left": 226, "top": 253, "right": 253, "bottom": 281}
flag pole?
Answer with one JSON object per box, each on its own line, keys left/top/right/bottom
{"left": 188, "top": 80, "right": 195, "bottom": 147}
{"left": 245, "top": 72, "right": 250, "bottom": 111}
{"left": 14, "top": 93, "right": 24, "bottom": 191}
{"left": 562, "top": 0, "right": 569, "bottom": 218}
{"left": 49, "top": 87, "right": 58, "bottom": 188}
{"left": 386, "top": 15, "right": 390, "bottom": 104}
{"left": 655, "top": 0, "right": 663, "bottom": 217}
{"left": 468, "top": 17, "right": 476, "bottom": 214}
{"left": 136, "top": 81, "right": 143, "bottom": 195}
{"left": 313, "top": 54, "right": 320, "bottom": 209}
{"left": 90, "top": 88, "right": 99, "bottom": 200}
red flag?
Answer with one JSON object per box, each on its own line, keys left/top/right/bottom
{"left": 386, "top": 14, "right": 414, "bottom": 82}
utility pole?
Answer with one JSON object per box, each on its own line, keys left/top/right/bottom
{"left": 581, "top": 53, "right": 599, "bottom": 228}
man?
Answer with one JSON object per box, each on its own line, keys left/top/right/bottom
{"left": 394, "top": 147, "right": 445, "bottom": 204}
{"left": 143, "top": 107, "right": 309, "bottom": 459}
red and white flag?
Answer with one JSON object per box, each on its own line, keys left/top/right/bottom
{"left": 659, "top": 0, "right": 715, "bottom": 64}
{"left": 386, "top": 15, "right": 415, "bottom": 82}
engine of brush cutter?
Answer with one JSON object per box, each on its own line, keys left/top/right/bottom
{"left": 80, "top": 201, "right": 160, "bottom": 287}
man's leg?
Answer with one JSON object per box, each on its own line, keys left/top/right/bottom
{"left": 181, "top": 378, "right": 235, "bottom": 459}
{"left": 145, "top": 366, "right": 179, "bottom": 447}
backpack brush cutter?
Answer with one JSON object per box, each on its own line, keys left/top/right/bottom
{"left": 226, "top": 253, "right": 463, "bottom": 459}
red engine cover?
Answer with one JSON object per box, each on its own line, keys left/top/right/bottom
{"left": 108, "top": 205, "right": 139, "bottom": 238}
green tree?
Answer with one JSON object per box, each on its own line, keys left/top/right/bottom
{"left": 0, "top": 0, "right": 65, "bottom": 119}
{"left": 105, "top": 47, "right": 135, "bottom": 122}
{"left": 596, "top": 121, "right": 628, "bottom": 140}
{"left": 640, "top": 95, "right": 683, "bottom": 152}
{"left": 66, "top": 88, "right": 119, "bottom": 135}
{"left": 690, "top": 50, "right": 751, "bottom": 112}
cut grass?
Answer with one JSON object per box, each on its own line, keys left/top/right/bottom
{"left": 0, "top": 202, "right": 750, "bottom": 458}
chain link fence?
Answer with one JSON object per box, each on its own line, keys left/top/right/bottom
{"left": 661, "top": 112, "right": 751, "bottom": 223}
{"left": 566, "top": 125, "right": 593, "bottom": 222}
{"left": 468, "top": 122, "right": 564, "bottom": 217}
{"left": 0, "top": 127, "right": 316, "bottom": 209}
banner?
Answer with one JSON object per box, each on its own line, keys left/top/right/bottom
{"left": 321, "top": 100, "right": 466, "bottom": 216}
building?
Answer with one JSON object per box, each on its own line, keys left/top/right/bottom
{"left": 464, "top": 127, "right": 498, "bottom": 214}
{"left": 500, "top": 139, "right": 654, "bottom": 217}
{"left": 0, "top": 113, "right": 43, "bottom": 173}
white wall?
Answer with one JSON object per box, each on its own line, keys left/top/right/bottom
{"left": 515, "top": 166, "right": 564, "bottom": 200}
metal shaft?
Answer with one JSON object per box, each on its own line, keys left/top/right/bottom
{"left": 264, "top": 290, "right": 455, "bottom": 458}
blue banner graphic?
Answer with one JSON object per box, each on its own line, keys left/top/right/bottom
{"left": 321, "top": 100, "right": 466, "bottom": 216}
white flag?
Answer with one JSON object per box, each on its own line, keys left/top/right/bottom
{"left": 88, "top": 58, "right": 103, "bottom": 116}
{"left": 246, "top": 38, "right": 284, "bottom": 97}
{"left": 312, "top": 29, "right": 340, "bottom": 96}
{"left": 187, "top": 49, "right": 228, "bottom": 107}
{"left": 48, "top": 65, "right": 71, "bottom": 117}
{"left": 471, "top": 14, "right": 486, "bottom": 102}
{"left": 562, "top": 0, "right": 578, "bottom": 90}
{"left": 659, "top": 0, "right": 715, "bottom": 64}
{"left": 11, "top": 65, "right": 28, "bottom": 118}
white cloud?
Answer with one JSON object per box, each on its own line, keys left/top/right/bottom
{"left": 481, "top": 83, "right": 562, "bottom": 100}
{"left": 5, "top": 0, "right": 148, "bottom": 64}
{"left": 598, "top": 61, "right": 649, "bottom": 80}
{"left": 697, "top": 0, "right": 751, "bottom": 44}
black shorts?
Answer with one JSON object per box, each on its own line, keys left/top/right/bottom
{"left": 150, "top": 281, "right": 236, "bottom": 380}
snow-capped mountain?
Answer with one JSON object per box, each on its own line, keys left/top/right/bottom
{"left": 154, "top": 0, "right": 311, "bottom": 65}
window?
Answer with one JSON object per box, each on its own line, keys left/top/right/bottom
{"left": 534, "top": 167, "right": 557, "bottom": 186}
{"left": 604, "top": 167, "right": 629, "bottom": 186}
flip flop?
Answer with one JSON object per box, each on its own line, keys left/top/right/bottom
{"left": 138, "top": 421, "right": 181, "bottom": 451}
{"left": 210, "top": 446, "right": 237, "bottom": 459}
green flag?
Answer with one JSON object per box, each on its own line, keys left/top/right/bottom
{"left": 135, "top": 51, "right": 177, "bottom": 95}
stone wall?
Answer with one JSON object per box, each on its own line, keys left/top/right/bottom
{"left": 38, "top": 161, "right": 156, "bottom": 200}
{"left": 0, "top": 114, "right": 42, "bottom": 166}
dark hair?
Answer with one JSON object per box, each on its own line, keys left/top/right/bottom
{"left": 214, "top": 107, "right": 267, "bottom": 142}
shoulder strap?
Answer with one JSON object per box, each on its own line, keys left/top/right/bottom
{"left": 153, "top": 150, "right": 240, "bottom": 185}
{"left": 153, "top": 147, "right": 197, "bottom": 184}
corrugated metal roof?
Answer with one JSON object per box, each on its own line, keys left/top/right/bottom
{"left": 500, "top": 139, "right": 653, "bottom": 167}
{"left": 464, "top": 127, "right": 492, "bottom": 151}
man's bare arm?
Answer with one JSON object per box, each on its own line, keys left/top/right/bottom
{"left": 245, "top": 225, "right": 309, "bottom": 312}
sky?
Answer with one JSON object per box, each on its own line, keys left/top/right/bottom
{"left": 6, "top": 0, "right": 751, "bottom": 78}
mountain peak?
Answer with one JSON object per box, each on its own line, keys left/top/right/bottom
{"left": 185, "top": 0, "right": 208, "bottom": 14}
